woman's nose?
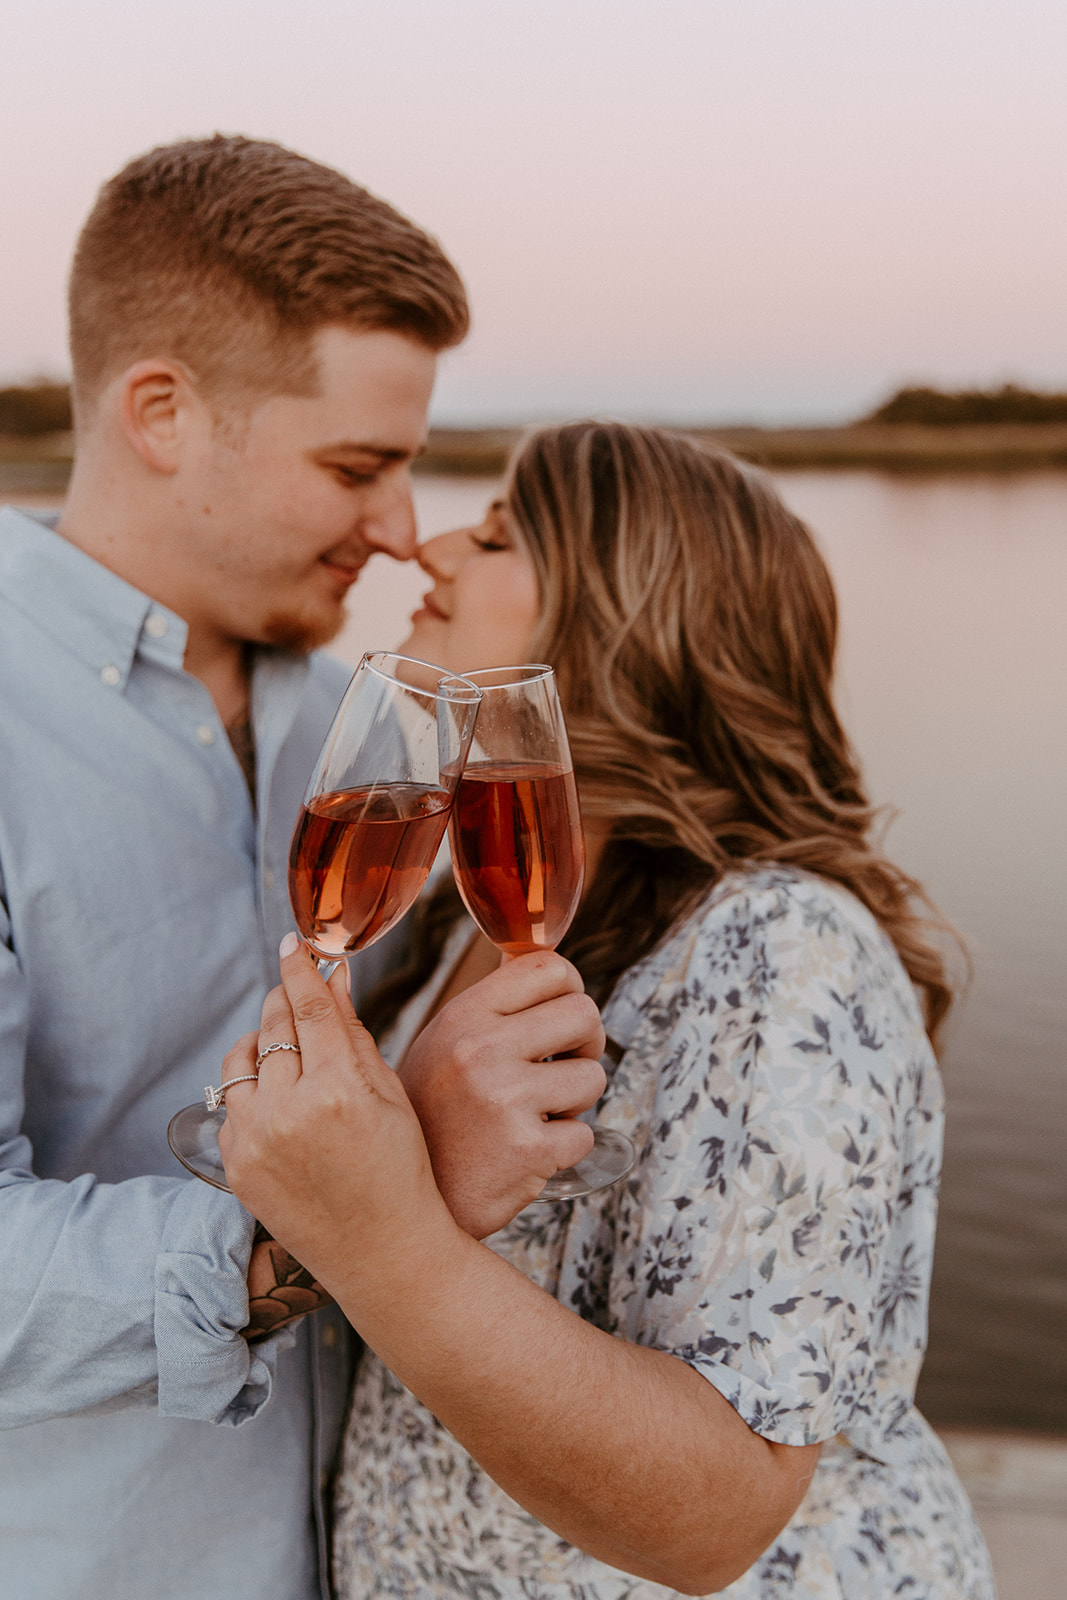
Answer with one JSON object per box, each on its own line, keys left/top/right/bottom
{"left": 416, "top": 526, "right": 468, "bottom": 579}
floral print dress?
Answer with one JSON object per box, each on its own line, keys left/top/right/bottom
{"left": 333, "top": 866, "right": 995, "bottom": 1599}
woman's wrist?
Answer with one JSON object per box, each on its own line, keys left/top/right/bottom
{"left": 288, "top": 1184, "right": 472, "bottom": 1338}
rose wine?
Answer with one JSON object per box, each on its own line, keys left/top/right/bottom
{"left": 449, "top": 762, "right": 584, "bottom": 955}
{"left": 288, "top": 782, "right": 452, "bottom": 958}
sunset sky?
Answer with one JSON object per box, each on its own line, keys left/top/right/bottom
{"left": 3, "top": 0, "right": 1065, "bottom": 423}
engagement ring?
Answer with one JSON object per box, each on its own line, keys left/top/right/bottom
{"left": 204, "top": 1074, "right": 260, "bottom": 1111}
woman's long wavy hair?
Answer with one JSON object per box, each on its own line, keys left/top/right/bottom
{"left": 369, "top": 422, "right": 959, "bottom": 1051}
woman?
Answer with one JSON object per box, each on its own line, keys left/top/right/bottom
{"left": 219, "top": 424, "right": 994, "bottom": 1598}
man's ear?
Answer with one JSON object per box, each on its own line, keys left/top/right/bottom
{"left": 119, "top": 359, "right": 201, "bottom": 473}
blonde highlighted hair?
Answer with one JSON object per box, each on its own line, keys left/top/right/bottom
{"left": 507, "top": 422, "right": 957, "bottom": 1047}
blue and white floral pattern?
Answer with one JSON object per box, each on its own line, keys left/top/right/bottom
{"left": 333, "top": 867, "right": 995, "bottom": 1598}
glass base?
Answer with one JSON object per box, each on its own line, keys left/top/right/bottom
{"left": 168, "top": 1108, "right": 637, "bottom": 1206}
{"left": 167, "top": 1104, "right": 233, "bottom": 1192}
{"left": 533, "top": 1126, "right": 636, "bottom": 1202}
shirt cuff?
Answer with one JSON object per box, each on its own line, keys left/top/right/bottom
{"left": 154, "top": 1178, "right": 295, "bottom": 1426}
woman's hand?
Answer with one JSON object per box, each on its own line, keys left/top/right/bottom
{"left": 220, "top": 935, "right": 607, "bottom": 1274}
{"left": 218, "top": 939, "right": 450, "bottom": 1294}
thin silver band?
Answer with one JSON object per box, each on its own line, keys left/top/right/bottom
{"left": 255, "top": 1041, "right": 302, "bottom": 1070}
{"left": 203, "top": 1074, "right": 259, "bottom": 1111}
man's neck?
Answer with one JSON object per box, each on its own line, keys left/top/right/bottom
{"left": 179, "top": 631, "right": 253, "bottom": 728}
{"left": 58, "top": 451, "right": 251, "bottom": 727}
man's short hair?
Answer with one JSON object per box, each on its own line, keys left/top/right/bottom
{"left": 68, "top": 134, "right": 469, "bottom": 420}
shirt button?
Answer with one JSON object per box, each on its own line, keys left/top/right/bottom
{"left": 322, "top": 1323, "right": 338, "bottom": 1349}
{"left": 196, "top": 724, "right": 216, "bottom": 746}
{"left": 144, "top": 612, "right": 169, "bottom": 639}
{"left": 100, "top": 664, "right": 121, "bottom": 687}
{"left": 263, "top": 869, "right": 276, "bottom": 890}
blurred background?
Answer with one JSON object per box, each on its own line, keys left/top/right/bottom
{"left": 3, "top": 3, "right": 1065, "bottom": 1589}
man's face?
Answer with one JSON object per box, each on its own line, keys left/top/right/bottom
{"left": 178, "top": 325, "right": 437, "bottom": 652}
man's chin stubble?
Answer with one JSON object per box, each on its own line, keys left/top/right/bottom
{"left": 260, "top": 608, "right": 345, "bottom": 654}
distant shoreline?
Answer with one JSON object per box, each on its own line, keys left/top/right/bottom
{"left": 417, "top": 423, "right": 1067, "bottom": 477}
{"left": 6, "top": 422, "right": 1067, "bottom": 493}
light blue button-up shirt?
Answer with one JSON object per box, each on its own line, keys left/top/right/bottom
{"left": 0, "top": 507, "right": 362, "bottom": 1599}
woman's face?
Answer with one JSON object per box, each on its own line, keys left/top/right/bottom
{"left": 399, "top": 500, "right": 542, "bottom": 675}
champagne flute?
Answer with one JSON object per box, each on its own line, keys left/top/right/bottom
{"left": 448, "top": 664, "right": 635, "bottom": 1201}
{"left": 168, "top": 651, "right": 482, "bottom": 1190}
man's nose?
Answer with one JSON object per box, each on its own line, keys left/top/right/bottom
{"left": 360, "top": 471, "right": 417, "bottom": 561}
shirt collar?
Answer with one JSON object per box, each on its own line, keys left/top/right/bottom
{"left": 0, "top": 506, "right": 189, "bottom": 687}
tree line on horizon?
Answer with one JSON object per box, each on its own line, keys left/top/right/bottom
{"left": 859, "top": 383, "right": 1067, "bottom": 427}
{"left": 3, "top": 379, "right": 1067, "bottom": 436}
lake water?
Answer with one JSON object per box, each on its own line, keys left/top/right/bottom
{"left": 337, "top": 470, "right": 1067, "bottom": 1435}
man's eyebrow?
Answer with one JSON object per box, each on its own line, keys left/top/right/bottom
{"left": 316, "top": 440, "right": 420, "bottom": 461}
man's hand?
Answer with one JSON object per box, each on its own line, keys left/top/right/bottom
{"left": 399, "top": 951, "right": 606, "bottom": 1238}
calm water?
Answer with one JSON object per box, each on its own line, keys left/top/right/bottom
{"left": 338, "top": 470, "right": 1067, "bottom": 1434}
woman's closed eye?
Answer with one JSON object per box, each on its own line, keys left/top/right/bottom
{"left": 471, "top": 504, "right": 513, "bottom": 553}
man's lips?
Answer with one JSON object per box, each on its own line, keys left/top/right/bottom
{"left": 319, "top": 555, "right": 366, "bottom": 588}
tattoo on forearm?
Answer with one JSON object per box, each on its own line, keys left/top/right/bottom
{"left": 245, "top": 1223, "right": 333, "bottom": 1341}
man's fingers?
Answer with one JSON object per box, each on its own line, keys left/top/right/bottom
{"left": 477, "top": 989, "right": 604, "bottom": 1066}
{"left": 541, "top": 1116, "right": 597, "bottom": 1175}
{"left": 531, "top": 1055, "right": 608, "bottom": 1118}
{"left": 469, "top": 949, "right": 585, "bottom": 1016}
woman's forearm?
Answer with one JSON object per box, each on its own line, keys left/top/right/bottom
{"left": 323, "top": 1218, "right": 819, "bottom": 1594}
{"left": 217, "top": 943, "right": 817, "bottom": 1590}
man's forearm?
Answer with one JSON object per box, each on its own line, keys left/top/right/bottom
{"left": 245, "top": 1224, "right": 334, "bottom": 1341}
{"left": 0, "top": 1168, "right": 268, "bottom": 1426}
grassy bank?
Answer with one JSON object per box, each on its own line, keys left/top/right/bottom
{"left": 418, "top": 423, "right": 1067, "bottom": 477}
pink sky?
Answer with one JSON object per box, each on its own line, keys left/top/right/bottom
{"left": 3, "top": 0, "right": 1065, "bottom": 423}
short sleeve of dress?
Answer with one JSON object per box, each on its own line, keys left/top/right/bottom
{"left": 588, "top": 870, "right": 939, "bottom": 1451}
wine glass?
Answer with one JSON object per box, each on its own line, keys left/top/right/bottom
{"left": 167, "top": 651, "right": 483, "bottom": 1190}
{"left": 448, "top": 664, "right": 635, "bottom": 1201}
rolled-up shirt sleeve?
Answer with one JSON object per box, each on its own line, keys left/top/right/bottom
{"left": 0, "top": 910, "right": 287, "bottom": 1431}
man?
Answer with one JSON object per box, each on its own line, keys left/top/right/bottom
{"left": 0, "top": 136, "right": 604, "bottom": 1600}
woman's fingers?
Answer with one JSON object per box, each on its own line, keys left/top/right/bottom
{"left": 256, "top": 982, "right": 304, "bottom": 1087}
{"left": 215, "top": 1031, "right": 262, "bottom": 1105}
{"left": 219, "top": 938, "right": 452, "bottom": 1291}
{"left": 275, "top": 936, "right": 405, "bottom": 1105}
{"left": 273, "top": 937, "right": 360, "bottom": 1069}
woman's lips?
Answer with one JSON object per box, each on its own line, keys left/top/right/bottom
{"left": 411, "top": 591, "right": 448, "bottom": 623}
